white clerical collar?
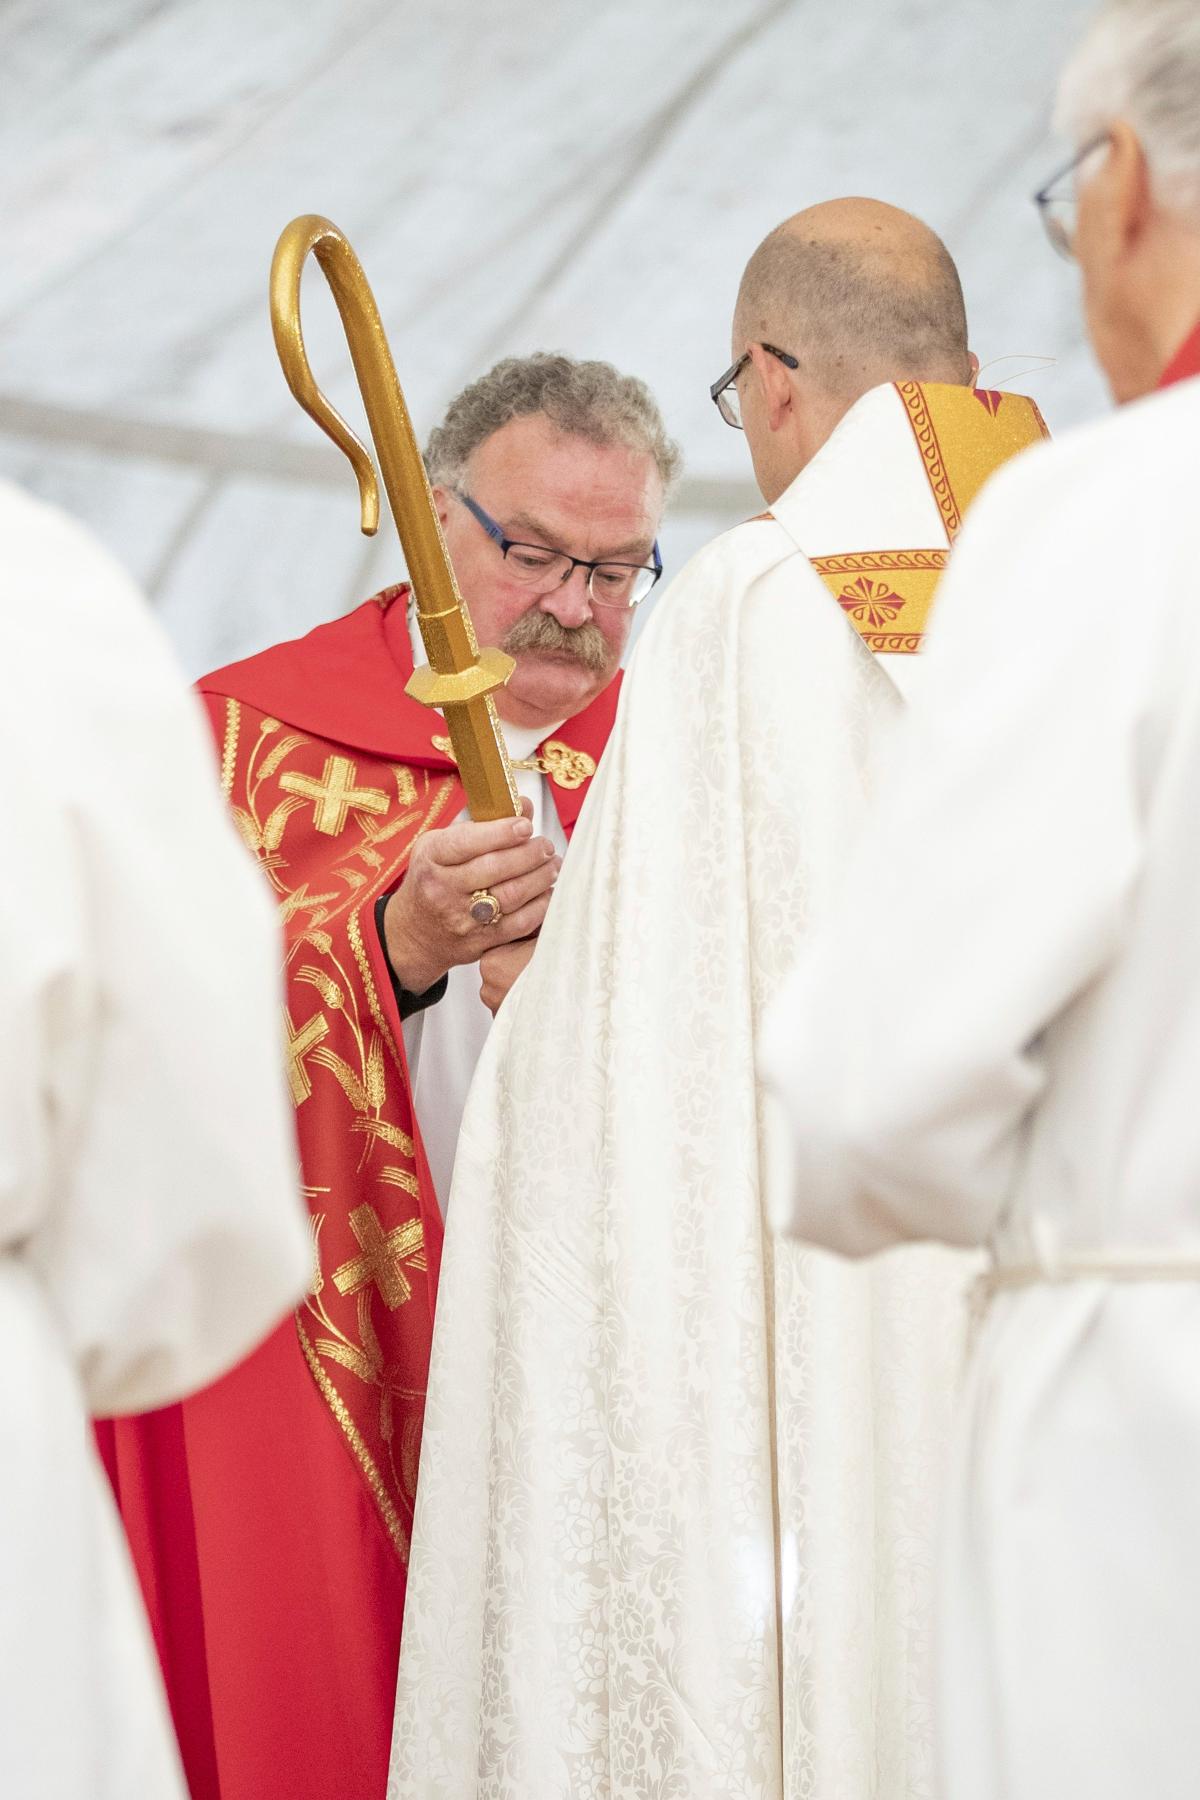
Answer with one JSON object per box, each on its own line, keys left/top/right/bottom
{"left": 772, "top": 383, "right": 901, "bottom": 518}
{"left": 770, "top": 380, "right": 957, "bottom": 561}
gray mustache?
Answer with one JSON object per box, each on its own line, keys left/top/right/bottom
{"left": 502, "top": 609, "right": 611, "bottom": 675}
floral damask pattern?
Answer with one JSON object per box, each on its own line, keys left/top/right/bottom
{"left": 389, "top": 525, "right": 978, "bottom": 1796}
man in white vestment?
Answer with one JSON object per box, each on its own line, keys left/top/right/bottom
{"left": 390, "top": 201, "right": 1046, "bottom": 1798}
{"left": 0, "top": 480, "right": 312, "bottom": 1799}
{"left": 760, "top": 6, "right": 1200, "bottom": 1798}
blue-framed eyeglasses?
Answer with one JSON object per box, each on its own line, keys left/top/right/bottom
{"left": 452, "top": 490, "right": 663, "bottom": 610}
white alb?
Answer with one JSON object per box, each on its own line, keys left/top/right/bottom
{"left": 761, "top": 377, "right": 1200, "bottom": 1800}
{"left": 0, "top": 482, "right": 312, "bottom": 1800}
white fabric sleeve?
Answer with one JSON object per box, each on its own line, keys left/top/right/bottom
{"left": 760, "top": 443, "right": 1147, "bottom": 1255}
{"left": 1, "top": 488, "right": 312, "bottom": 1415}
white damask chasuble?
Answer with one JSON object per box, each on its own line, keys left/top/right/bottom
{"left": 391, "top": 384, "right": 1042, "bottom": 1798}
{"left": 0, "top": 481, "right": 310, "bottom": 1800}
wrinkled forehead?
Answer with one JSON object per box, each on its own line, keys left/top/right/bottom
{"left": 468, "top": 414, "right": 664, "bottom": 552}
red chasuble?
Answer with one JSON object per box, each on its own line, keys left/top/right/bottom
{"left": 96, "top": 586, "right": 620, "bottom": 1800}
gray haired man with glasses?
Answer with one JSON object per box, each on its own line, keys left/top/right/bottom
{"left": 388, "top": 356, "right": 677, "bottom": 1203}
{"left": 101, "top": 351, "right": 677, "bottom": 1800}
{"left": 1036, "top": 0, "right": 1200, "bottom": 399}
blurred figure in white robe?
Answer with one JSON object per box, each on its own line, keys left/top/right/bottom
{"left": 0, "top": 480, "right": 311, "bottom": 1799}
{"left": 762, "top": 5, "right": 1200, "bottom": 1797}
{"left": 390, "top": 201, "right": 1046, "bottom": 1799}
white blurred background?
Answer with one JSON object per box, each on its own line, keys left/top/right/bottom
{"left": 2, "top": 0, "right": 1103, "bottom": 675}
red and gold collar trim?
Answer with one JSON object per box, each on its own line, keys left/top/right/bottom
{"left": 200, "top": 586, "right": 620, "bottom": 833}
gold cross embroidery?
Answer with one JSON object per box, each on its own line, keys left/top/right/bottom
{"left": 280, "top": 755, "right": 390, "bottom": 837}
{"left": 285, "top": 1006, "right": 329, "bottom": 1105}
{"left": 332, "top": 1204, "right": 426, "bottom": 1311}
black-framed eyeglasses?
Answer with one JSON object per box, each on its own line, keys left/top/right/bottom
{"left": 710, "top": 342, "right": 799, "bottom": 429}
{"left": 1034, "top": 133, "right": 1111, "bottom": 261}
{"left": 452, "top": 490, "right": 663, "bottom": 610}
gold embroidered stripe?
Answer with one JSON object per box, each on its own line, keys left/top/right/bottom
{"left": 812, "top": 549, "right": 948, "bottom": 654}
{"left": 297, "top": 1316, "right": 411, "bottom": 1562}
{"left": 897, "top": 382, "right": 1050, "bottom": 542}
{"left": 220, "top": 698, "right": 241, "bottom": 799}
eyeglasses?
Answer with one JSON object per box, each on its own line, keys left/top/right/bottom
{"left": 452, "top": 491, "right": 663, "bottom": 609}
{"left": 710, "top": 343, "right": 799, "bottom": 429}
{"left": 1034, "top": 133, "right": 1111, "bottom": 261}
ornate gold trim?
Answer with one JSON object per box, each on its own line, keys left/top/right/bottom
{"left": 897, "top": 382, "right": 961, "bottom": 538}
{"left": 348, "top": 908, "right": 404, "bottom": 1072}
{"left": 297, "top": 1315, "right": 410, "bottom": 1562}
{"left": 812, "top": 549, "right": 947, "bottom": 576}
{"left": 811, "top": 548, "right": 948, "bottom": 656}
{"left": 896, "top": 382, "right": 1050, "bottom": 546}
{"left": 537, "top": 740, "right": 596, "bottom": 789}
{"left": 432, "top": 733, "right": 596, "bottom": 791}
{"left": 220, "top": 698, "right": 241, "bottom": 799}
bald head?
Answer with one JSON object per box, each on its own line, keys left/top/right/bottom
{"left": 735, "top": 199, "right": 970, "bottom": 401}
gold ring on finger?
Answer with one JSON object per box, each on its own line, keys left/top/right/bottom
{"left": 469, "top": 888, "right": 503, "bottom": 927}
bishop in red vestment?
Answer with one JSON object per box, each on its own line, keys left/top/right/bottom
{"left": 97, "top": 353, "right": 678, "bottom": 1800}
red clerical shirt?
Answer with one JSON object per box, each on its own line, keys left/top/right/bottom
{"left": 97, "top": 588, "right": 621, "bottom": 1800}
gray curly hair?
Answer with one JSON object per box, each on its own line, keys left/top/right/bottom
{"left": 1057, "top": 0, "right": 1200, "bottom": 216}
{"left": 424, "top": 352, "right": 682, "bottom": 494}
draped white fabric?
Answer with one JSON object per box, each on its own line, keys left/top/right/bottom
{"left": 0, "top": 481, "right": 312, "bottom": 1800}
{"left": 390, "top": 389, "right": 979, "bottom": 1799}
{"left": 760, "top": 376, "right": 1200, "bottom": 1800}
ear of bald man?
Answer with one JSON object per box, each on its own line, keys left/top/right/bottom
{"left": 744, "top": 340, "right": 799, "bottom": 435}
